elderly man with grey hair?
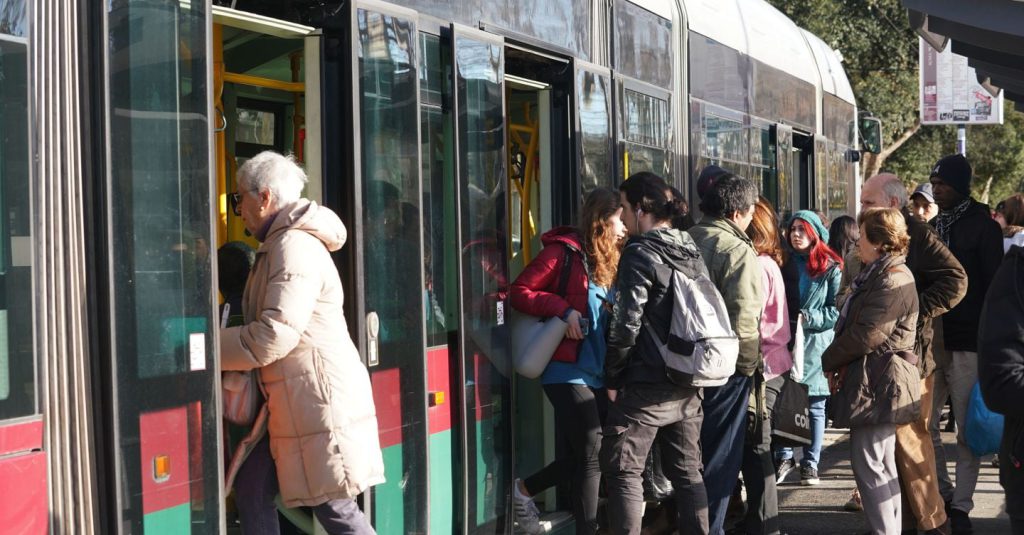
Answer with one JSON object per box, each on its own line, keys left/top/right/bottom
{"left": 839, "top": 172, "right": 967, "bottom": 534}
{"left": 222, "top": 151, "right": 385, "bottom": 534}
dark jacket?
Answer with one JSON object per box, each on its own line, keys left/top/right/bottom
{"left": 822, "top": 254, "right": 920, "bottom": 428}
{"left": 935, "top": 199, "right": 1003, "bottom": 352}
{"left": 839, "top": 211, "right": 967, "bottom": 377}
{"left": 686, "top": 218, "right": 763, "bottom": 376}
{"left": 978, "top": 245, "right": 1024, "bottom": 511}
{"left": 510, "top": 226, "right": 589, "bottom": 364}
{"left": 605, "top": 227, "right": 707, "bottom": 389}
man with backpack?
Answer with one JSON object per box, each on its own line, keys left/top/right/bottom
{"left": 602, "top": 172, "right": 711, "bottom": 534}
{"left": 686, "top": 174, "right": 764, "bottom": 534}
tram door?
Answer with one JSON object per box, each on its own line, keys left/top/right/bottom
{"left": 333, "top": 4, "right": 517, "bottom": 531}
{"left": 770, "top": 124, "right": 794, "bottom": 217}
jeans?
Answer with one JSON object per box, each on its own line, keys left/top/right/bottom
{"left": 701, "top": 373, "right": 754, "bottom": 535}
{"left": 234, "top": 437, "right": 375, "bottom": 535}
{"left": 775, "top": 395, "right": 827, "bottom": 470}
{"left": 600, "top": 383, "right": 708, "bottom": 535}
{"left": 523, "top": 384, "right": 606, "bottom": 535}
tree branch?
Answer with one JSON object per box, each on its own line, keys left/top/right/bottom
{"left": 861, "top": 119, "right": 923, "bottom": 180}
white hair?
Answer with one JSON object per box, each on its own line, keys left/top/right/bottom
{"left": 237, "top": 151, "right": 307, "bottom": 205}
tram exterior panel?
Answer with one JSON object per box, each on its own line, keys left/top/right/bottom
{"left": 0, "top": 0, "right": 861, "bottom": 533}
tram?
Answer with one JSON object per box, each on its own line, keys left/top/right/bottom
{"left": 0, "top": 0, "right": 870, "bottom": 533}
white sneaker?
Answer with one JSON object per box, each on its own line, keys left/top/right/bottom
{"left": 512, "top": 479, "right": 543, "bottom": 534}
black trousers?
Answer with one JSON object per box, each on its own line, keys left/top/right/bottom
{"left": 600, "top": 383, "right": 709, "bottom": 535}
{"left": 739, "top": 373, "right": 781, "bottom": 535}
{"left": 523, "top": 383, "right": 607, "bottom": 535}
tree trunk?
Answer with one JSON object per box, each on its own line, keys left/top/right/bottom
{"left": 859, "top": 119, "right": 923, "bottom": 182}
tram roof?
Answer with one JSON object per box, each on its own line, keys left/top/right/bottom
{"left": 681, "top": 0, "right": 820, "bottom": 88}
{"left": 903, "top": 0, "right": 1024, "bottom": 112}
{"left": 801, "top": 29, "right": 856, "bottom": 105}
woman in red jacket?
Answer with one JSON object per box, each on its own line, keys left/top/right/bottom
{"left": 509, "top": 187, "right": 626, "bottom": 535}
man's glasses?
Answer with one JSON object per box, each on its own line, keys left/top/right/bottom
{"left": 229, "top": 192, "right": 243, "bottom": 216}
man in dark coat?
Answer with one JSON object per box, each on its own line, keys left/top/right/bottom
{"left": 927, "top": 154, "right": 1004, "bottom": 534}
{"left": 978, "top": 245, "right": 1024, "bottom": 535}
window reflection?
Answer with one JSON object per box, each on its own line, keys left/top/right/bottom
{"left": 577, "top": 70, "right": 611, "bottom": 193}
{"left": 0, "top": 3, "right": 34, "bottom": 420}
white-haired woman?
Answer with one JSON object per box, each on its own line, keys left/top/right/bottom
{"left": 221, "top": 151, "right": 385, "bottom": 534}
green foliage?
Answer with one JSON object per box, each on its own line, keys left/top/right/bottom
{"left": 767, "top": 0, "right": 1024, "bottom": 201}
{"left": 767, "top": 0, "right": 919, "bottom": 152}
{"left": 885, "top": 111, "right": 1024, "bottom": 204}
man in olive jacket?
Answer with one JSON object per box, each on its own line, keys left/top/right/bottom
{"left": 687, "top": 174, "right": 763, "bottom": 534}
{"left": 928, "top": 154, "right": 1004, "bottom": 533}
{"left": 842, "top": 173, "right": 967, "bottom": 534}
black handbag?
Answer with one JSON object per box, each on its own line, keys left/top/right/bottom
{"left": 770, "top": 375, "right": 813, "bottom": 447}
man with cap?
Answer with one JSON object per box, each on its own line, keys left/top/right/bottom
{"left": 911, "top": 183, "right": 940, "bottom": 223}
{"left": 840, "top": 172, "right": 967, "bottom": 534}
{"left": 927, "top": 154, "right": 1004, "bottom": 534}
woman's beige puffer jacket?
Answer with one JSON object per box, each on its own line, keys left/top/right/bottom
{"left": 221, "top": 199, "right": 385, "bottom": 507}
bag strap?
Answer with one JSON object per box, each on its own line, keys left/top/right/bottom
{"left": 557, "top": 245, "right": 574, "bottom": 298}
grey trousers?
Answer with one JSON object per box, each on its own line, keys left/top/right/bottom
{"left": 600, "top": 383, "right": 709, "bottom": 535}
{"left": 851, "top": 423, "right": 901, "bottom": 535}
{"left": 929, "top": 318, "right": 981, "bottom": 514}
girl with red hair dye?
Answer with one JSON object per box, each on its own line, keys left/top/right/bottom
{"left": 775, "top": 211, "right": 843, "bottom": 487}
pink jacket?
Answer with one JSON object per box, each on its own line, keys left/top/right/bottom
{"left": 757, "top": 254, "right": 793, "bottom": 380}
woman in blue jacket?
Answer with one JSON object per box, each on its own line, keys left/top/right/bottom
{"left": 776, "top": 210, "right": 843, "bottom": 486}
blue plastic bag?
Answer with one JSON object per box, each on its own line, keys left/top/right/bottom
{"left": 965, "top": 382, "right": 1004, "bottom": 457}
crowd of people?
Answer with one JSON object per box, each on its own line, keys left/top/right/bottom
{"left": 510, "top": 153, "right": 1024, "bottom": 535}
{"left": 212, "top": 149, "right": 1023, "bottom": 535}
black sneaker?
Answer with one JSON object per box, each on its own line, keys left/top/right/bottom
{"left": 949, "top": 508, "right": 972, "bottom": 535}
{"left": 775, "top": 458, "right": 796, "bottom": 483}
{"left": 800, "top": 465, "right": 820, "bottom": 486}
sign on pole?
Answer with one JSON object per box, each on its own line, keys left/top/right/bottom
{"left": 919, "top": 37, "right": 1004, "bottom": 125}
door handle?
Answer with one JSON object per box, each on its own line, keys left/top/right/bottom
{"left": 366, "top": 311, "right": 380, "bottom": 367}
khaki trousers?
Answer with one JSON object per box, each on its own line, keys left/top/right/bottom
{"left": 895, "top": 374, "right": 947, "bottom": 531}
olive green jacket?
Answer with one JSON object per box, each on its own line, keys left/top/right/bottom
{"left": 687, "top": 218, "right": 763, "bottom": 376}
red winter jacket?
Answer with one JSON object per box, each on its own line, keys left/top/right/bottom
{"left": 510, "top": 227, "right": 590, "bottom": 363}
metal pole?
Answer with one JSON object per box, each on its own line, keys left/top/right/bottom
{"left": 957, "top": 124, "right": 967, "bottom": 156}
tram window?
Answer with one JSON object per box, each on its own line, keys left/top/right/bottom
{"left": 236, "top": 108, "right": 275, "bottom": 146}
{"left": 577, "top": 69, "right": 612, "bottom": 193}
{"left": 621, "top": 88, "right": 670, "bottom": 178}
{"left": 0, "top": 15, "right": 36, "bottom": 420}
{"left": 614, "top": 0, "right": 672, "bottom": 89}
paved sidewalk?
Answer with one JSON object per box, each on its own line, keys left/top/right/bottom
{"left": 777, "top": 427, "right": 1012, "bottom": 534}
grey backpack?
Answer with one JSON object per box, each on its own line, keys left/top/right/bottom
{"left": 648, "top": 266, "right": 739, "bottom": 388}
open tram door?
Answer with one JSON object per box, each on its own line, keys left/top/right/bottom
{"left": 324, "top": 3, "right": 516, "bottom": 533}
{"left": 210, "top": 6, "right": 324, "bottom": 532}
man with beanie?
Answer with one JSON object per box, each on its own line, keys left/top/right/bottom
{"left": 927, "top": 154, "right": 1004, "bottom": 534}
{"left": 841, "top": 173, "right": 967, "bottom": 534}
{"left": 687, "top": 174, "right": 764, "bottom": 534}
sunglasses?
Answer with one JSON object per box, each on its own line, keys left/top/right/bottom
{"left": 229, "top": 192, "right": 243, "bottom": 216}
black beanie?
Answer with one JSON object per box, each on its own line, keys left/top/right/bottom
{"left": 696, "top": 164, "right": 729, "bottom": 199}
{"left": 930, "top": 154, "right": 972, "bottom": 198}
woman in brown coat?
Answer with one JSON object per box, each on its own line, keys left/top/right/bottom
{"left": 822, "top": 208, "right": 920, "bottom": 535}
{"left": 221, "top": 151, "right": 385, "bottom": 534}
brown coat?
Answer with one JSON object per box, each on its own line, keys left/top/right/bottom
{"left": 839, "top": 211, "right": 966, "bottom": 377}
{"left": 221, "top": 200, "right": 385, "bottom": 507}
{"left": 823, "top": 255, "right": 920, "bottom": 428}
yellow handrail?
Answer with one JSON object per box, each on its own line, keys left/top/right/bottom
{"left": 224, "top": 71, "right": 305, "bottom": 93}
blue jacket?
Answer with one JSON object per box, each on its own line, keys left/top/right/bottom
{"left": 785, "top": 254, "right": 841, "bottom": 396}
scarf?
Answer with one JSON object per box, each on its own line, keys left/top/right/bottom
{"left": 934, "top": 198, "right": 971, "bottom": 246}
{"left": 835, "top": 253, "right": 890, "bottom": 334}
